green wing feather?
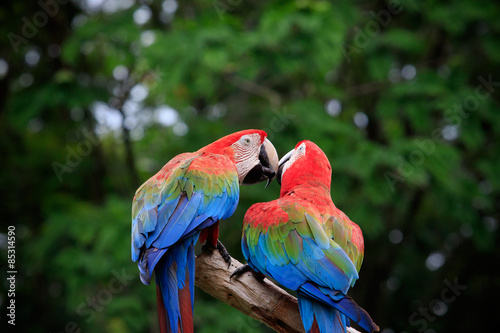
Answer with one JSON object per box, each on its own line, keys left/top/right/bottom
{"left": 323, "top": 213, "right": 364, "bottom": 273}
{"left": 243, "top": 198, "right": 360, "bottom": 293}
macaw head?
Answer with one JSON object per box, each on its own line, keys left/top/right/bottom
{"left": 276, "top": 140, "right": 332, "bottom": 194}
{"left": 200, "top": 129, "right": 279, "bottom": 186}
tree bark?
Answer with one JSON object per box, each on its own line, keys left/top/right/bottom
{"left": 194, "top": 250, "right": 361, "bottom": 333}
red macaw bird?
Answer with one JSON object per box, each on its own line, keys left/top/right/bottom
{"left": 131, "top": 130, "right": 278, "bottom": 333}
{"left": 232, "top": 140, "right": 379, "bottom": 333}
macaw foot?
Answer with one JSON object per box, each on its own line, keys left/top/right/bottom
{"left": 216, "top": 239, "right": 231, "bottom": 268}
{"left": 230, "top": 264, "right": 265, "bottom": 282}
{"left": 202, "top": 239, "right": 231, "bottom": 268}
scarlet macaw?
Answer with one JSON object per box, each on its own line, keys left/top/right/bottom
{"left": 131, "top": 130, "right": 278, "bottom": 333}
{"left": 233, "top": 140, "right": 379, "bottom": 333}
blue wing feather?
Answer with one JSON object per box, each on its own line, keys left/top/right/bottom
{"left": 131, "top": 153, "right": 240, "bottom": 333}
{"left": 241, "top": 200, "right": 379, "bottom": 333}
{"left": 248, "top": 230, "right": 355, "bottom": 294}
{"left": 150, "top": 193, "right": 202, "bottom": 249}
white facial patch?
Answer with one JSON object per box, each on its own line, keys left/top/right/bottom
{"left": 232, "top": 133, "right": 262, "bottom": 183}
{"left": 281, "top": 142, "right": 306, "bottom": 176}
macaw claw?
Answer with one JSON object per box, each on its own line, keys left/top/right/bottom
{"left": 202, "top": 239, "right": 231, "bottom": 268}
{"left": 216, "top": 239, "right": 232, "bottom": 268}
{"left": 230, "top": 264, "right": 265, "bottom": 281}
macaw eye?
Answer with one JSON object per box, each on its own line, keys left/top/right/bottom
{"left": 241, "top": 136, "right": 251, "bottom": 145}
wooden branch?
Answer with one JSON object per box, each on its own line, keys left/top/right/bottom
{"left": 194, "top": 251, "right": 361, "bottom": 333}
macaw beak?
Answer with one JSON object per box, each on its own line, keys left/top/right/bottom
{"left": 276, "top": 148, "right": 294, "bottom": 186}
{"left": 242, "top": 138, "right": 279, "bottom": 186}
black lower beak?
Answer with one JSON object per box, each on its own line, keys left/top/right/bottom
{"left": 276, "top": 153, "right": 291, "bottom": 186}
{"left": 242, "top": 145, "right": 277, "bottom": 185}
{"left": 242, "top": 164, "right": 276, "bottom": 186}
{"left": 276, "top": 163, "right": 285, "bottom": 186}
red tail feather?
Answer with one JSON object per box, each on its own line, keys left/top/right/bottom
{"left": 178, "top": 269, "right": 194, "bottom": 333}
{"left": 310, "top": 317, "right": 320, "bottom": 333}
{"left": 156, "top": 284, "right": 168, "bottom": 333}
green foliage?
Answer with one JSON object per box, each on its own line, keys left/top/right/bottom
{"left": 1, "top": 0, "right": 499, "bottom": 332}
{"left": 29, "top": 196, "right": 155, "bottom": 332}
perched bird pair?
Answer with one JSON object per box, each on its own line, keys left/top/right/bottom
{"left": 131, "top": 130, "right": 378, "bottom": 333}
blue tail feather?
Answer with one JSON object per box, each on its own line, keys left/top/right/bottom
{"left": 155, "top": 233, "right": 199, "bottom": 333}
{"left": 298, "top": 292, "right": 348, "bottom": 333}
{"left": 299, "top": 282, "right": 378, "bottom": 333}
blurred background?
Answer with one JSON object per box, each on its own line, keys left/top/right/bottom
{"left": 1, "top": 0, "right": 499, "bottom": 332}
